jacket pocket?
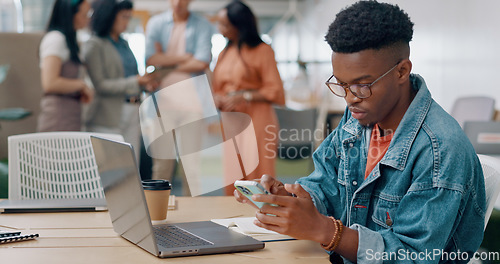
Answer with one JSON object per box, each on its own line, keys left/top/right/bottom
{"left": 371, "top": 193, "right": 402, "bottom": 229}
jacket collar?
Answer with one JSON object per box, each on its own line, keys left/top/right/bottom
{"left": 342, "top": 74, "right": 433, "bottom": 170}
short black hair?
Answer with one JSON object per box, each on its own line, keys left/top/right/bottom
{"left": 91, "top": 0, "right": 133, "bottom": 38}
{"left": 47, "top": 0, "right": 85, "bottom": 63}
{"left": 325, "top": 0, "right": 414, "bottom": 53}
{"left": 225, "top": 0, "right": 263, "bottom": 48}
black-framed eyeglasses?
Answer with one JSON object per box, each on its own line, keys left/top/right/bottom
{"left": 325, "top": 62, "right": 400, "bottom": 99}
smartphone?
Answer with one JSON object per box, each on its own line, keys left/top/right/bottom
{"left": 234, "top": 180, "right": 271, "bottom": 209}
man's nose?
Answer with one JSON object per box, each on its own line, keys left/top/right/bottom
{"left": 344, "top": 88, "right": 362, "bottom": 105}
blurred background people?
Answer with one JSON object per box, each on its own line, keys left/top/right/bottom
{"left": 37, "top": 0, "right": 93, "bottom": 132}
{"left": 213, "top": 0, "right": 285, "bottom": 195}
{"left": 145, "top": 0, "right": 212, "bottom": 82}
{"left": 83, "top": 0, "right": 157, "bottom": 159}
{"left": 144, "top": 0, "right": 213, "bottom": 195}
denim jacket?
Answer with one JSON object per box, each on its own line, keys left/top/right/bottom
{"left": 297, "top": 74, "right": 485, "bottom": 263}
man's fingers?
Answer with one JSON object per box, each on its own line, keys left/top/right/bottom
{"left": 259, "top": 203, "right": 288, "bottom": 217}
{"left": 253, "top": 185, "right": 310, "bottom": 207}
{"left": 259, "top": 174, "right": 274, "bottom": 190}
{"left": 253, "top": 218, "right": 282, "bottom": 233}
{"left": 255, "top": 211, "right": 286, "bottom": 226}
{"left": 284, "top": 184, "right": 310, "bottom": 198}
{"left": 234, "top": 189, "right": 248, "bottom": 203}
{"left": 234, "top": 189, "right": 259, "bottom": 209}
{"left": 254, "top": 212, "right": 289, "bottom": 235}
{"left": 252, "top": 193, "right": 293, "bottom": 207}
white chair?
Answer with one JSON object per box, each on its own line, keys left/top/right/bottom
{"left": 450, "top": 96, "right": 495, "bottom": 128}
{"left": 477, "top": 154, "right": 500, "bottom": 230}
{"left": 467, "top": 155, "right": 500, "bottom": 264}
{"left": 8, "top": 132, "right": 124, "bottom": 200}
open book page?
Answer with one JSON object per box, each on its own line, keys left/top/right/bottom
{"left": 211, "top": 217, "right": 295, "bottom": 242}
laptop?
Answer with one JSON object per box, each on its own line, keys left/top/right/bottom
{"left": 90, "top": 136, "right": 264, "bottom": 258}
{"left": 463, "top": 121, "right": 500, "bottom": 156}
{"left": 0, "top": 198, "right": 107, "bottom": 213}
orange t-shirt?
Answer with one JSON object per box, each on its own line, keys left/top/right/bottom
{"left": 364, "top": 124, "right": 394, "bottom": 179}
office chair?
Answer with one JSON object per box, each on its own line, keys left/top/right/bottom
{"left": 274, "top": 106, "right": 318, "bottom": 160}
{"left": 467, "top": 155, "right": 500, "bottom": 264}
{"left": 478, "top": 154, "right": 500, "bottom": 230}
{"left": 8, "top": 132, "right": 124, "bottom": 200}
{"left": 450, "top": 96, "right": 495, "bottom": 128}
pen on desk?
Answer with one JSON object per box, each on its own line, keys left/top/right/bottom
{"left": 0, "top": 231, "right": 21, "bottom": 238}
{"left": 0, "top": 233, "right": 39, "bottom": 244}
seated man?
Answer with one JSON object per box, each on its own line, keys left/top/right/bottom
{"left": 235, "top": 1, "right": 486, "bottom": 263}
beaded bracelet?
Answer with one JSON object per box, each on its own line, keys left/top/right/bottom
{"left": 321, "top": 217, "right": 344, "bottom": 251}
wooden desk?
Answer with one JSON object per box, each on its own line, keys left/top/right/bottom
{"left": 0, "top": 196, "right": 329, "bottom": 263}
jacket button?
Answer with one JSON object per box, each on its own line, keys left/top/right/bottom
{"left": 352, "top": 180, "right": 358, "bottom": 186}
{"left": 386, "top": 218, "right": 393, "bottom": 226}
{"left": 349, "top": 143, "right": 354, "bottom": 148}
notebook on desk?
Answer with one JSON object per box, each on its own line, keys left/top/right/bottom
{"left": 90, "top": 136, "right": 264, "bottom": 258}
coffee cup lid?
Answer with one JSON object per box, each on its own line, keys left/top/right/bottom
{"left": 142, "top": 179, "right": 171, "bottom": 190}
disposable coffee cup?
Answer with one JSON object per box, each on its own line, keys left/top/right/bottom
{"left": 142, "top": 179, "right": 171, "bottom": 221}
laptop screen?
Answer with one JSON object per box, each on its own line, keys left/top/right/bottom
{"left": 90, "top": 136, "right": 158, "bottom": 256}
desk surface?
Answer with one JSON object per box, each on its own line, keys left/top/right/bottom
{"left": 0, "top": 196, "right": 329, "bottom": 263}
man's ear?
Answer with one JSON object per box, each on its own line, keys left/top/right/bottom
{"left": 398, "top": 59, "right": 412, "bottom": 83}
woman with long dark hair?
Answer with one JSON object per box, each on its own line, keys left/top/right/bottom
{"left": 213, "top": 0, "right": 285, "bottom": 195}
{"left": 82, "top": 0, "right": 156, "bottom": 159}
{"left": 37, "top": 0, "right": 93, "bottom": 132}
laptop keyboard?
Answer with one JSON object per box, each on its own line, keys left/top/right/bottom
{"left": 153, "top": 225, "right": 212, "bottom": 248}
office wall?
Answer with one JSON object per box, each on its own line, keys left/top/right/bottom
{"left": 299, "top": 0, "right": 500, "bottom": 112}
{"left": 0, "top": 32, "right": 44, "bottom": 160}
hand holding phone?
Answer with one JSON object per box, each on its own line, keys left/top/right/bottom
{"left": 234, "top": 180, "right": 273, "bottom": 209}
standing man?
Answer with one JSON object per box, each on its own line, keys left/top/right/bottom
{"left": 145, "top": 0, "right": 212, "bottom": 77}
{"left": 144, "top": 0, "right": 213, "bottom": 195}
{"left": 236, "top": 1, "right": 486, "bottom": 263}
